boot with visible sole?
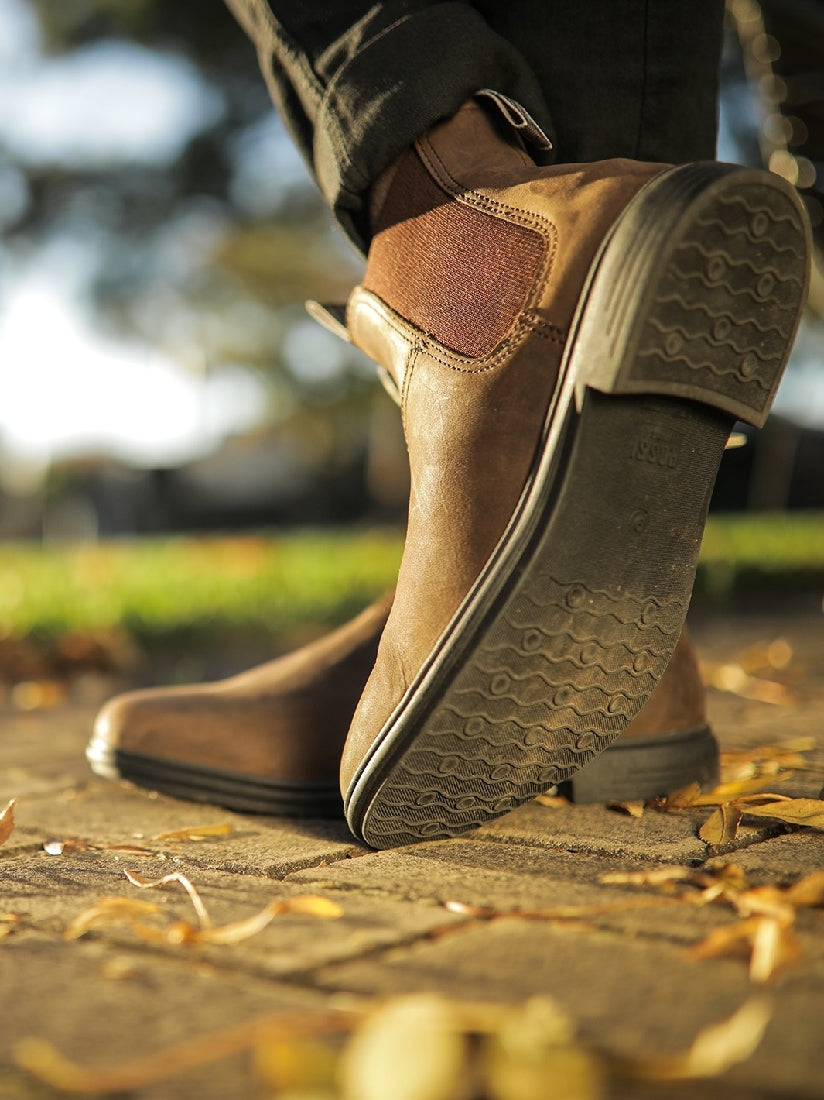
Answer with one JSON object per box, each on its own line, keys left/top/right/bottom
{"left": 334, "top": 98, "right": 809, "bottom": 849}
{"left": 87, "top": 593, "right": 715, "bottom": 814}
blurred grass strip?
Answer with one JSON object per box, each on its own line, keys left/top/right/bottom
{"left": 0, "top": 516, "right": 821, "bottom": 643}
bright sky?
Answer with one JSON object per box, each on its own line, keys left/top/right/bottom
{"left": 0, "top": 0, "right": 269, "bottom": 471}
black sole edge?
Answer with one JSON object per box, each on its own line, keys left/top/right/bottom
{"left": 92, "top": 747, "right": 344, "bottom": 818}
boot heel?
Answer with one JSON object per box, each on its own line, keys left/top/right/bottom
{"left": 575, "top": 163, "right": 810, "bottom": 428}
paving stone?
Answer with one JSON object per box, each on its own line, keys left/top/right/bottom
{"left": 288, "top": 839, "right": 733, "bottom": 944}
{"left": 5, "top": 781, "right": 361, "bottom": 878}
{"left": 1, "top": 607, "right": 823, "bottom": 1099}
{"left": 470, "top": 799, "right": 778, "bottom": 863}
{"left": 311, "top": 918, "right": 824, "bottom": 1100}
{"left": 708, "top": 830, "right": 824, "bottom": 883}
{"left": 0, "top": 852, "right": 462, "bottom": 980}
{"left": 0, "top": 937, "right": 337, "bottom": 1100}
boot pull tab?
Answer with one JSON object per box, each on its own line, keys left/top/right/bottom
{"left": 305, "top": 298, "right": 402, "bottom": 407}
{"left": 476, "top": 90, "right": 553, "bottom": 154}
{"left": 305, "top": 300, "right": 350, "bottom": 343}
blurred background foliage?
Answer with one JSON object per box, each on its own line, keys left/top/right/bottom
{"left": 0, "top": 0, "right": 822, "bottom": 545}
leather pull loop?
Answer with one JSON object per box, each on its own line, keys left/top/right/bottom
{"left": 476, "top": 89, "right": 553, "bottom": 152}
{"left": 305, "top": 300, "right": 351, "bottom": 343}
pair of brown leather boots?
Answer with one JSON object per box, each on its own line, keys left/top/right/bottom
{"left": 88, "top": 100, "right": 810, "bottom": 849}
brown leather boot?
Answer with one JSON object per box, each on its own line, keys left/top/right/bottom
{"left": 86, "top": 596, "right": 393, "bottom": 816}
{"left": 87, "top": 595, "right": 715, "bottom": 815}
{"left": 333, "top": 98, "right": 808, "bottom": 848}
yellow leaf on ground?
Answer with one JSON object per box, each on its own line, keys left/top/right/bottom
{"left": 0, "top": 799, "right": 16, "bottom": 847}
{"left": 786, "top": 870, "right": 824, "bottom": 908}
{"left": 64, "top": 898, "right": 161, "bottom": 940}
{"left": 341, "top": 995, "right": 466, "bottom": 1100}
{"left": 609, "top": 801, "right": 645, "bottom": 818}
{"left": 691, "top": 777, "right": 791, "bottom": 806}
{"left": 611, "top": 999, "right": 771, "bottom": 1080}
{"left": 743, "top": 798, "right": 824, "bottom": 830}
{"left": 658, "top": 784, "right": 702, "bottom": 809}
{"left": 599, "top": 867, "right": 694, "bottom": 887}
{"left": 749, "top": 917, "right": 802, "bottom": 983}
{"left": 699, "top": 804, "right": 743, "bottom": 847}
{"left": 279, "top": 895, "right": 344, "bottom": 920}
{"left": 151, "top": 823, "right": 233, "bottom": 842}
{"left": 534, "top": 793, "right": 570, "bottom": 808}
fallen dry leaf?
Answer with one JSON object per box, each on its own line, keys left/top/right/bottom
{"left": 599, "top": 867, "right": 695, "bottom": 888}
{"left": 125, "top": 870, "right": 211, "bottom": 927}
{"left": 534, "top": 793, "right": 570, "bottom": 808}
{"left": 743, "top": 798, "right": 824, "bottom": 830}
{"left": 279, "top": 895, "right": 344, "bottom": 920}
{"left": 150, "top": 823, "right": 233, "bottom": 843}
{"left": 690, "top": 916, "right": 799, "bottom": 982}
{"left": 610, "top": 998, "right": 772, "bottom": 1079}
{"left": 720, "top": 737, "right": 814, "bottom": 784}
{"left": 44, "top": 839, "right": 154, "bottom": 857}
{"left": 64, "top": 898, "right": 161, "bottom": 941}
{"left": 340, "top": 995, "right": 466, "bottom": 1100}
{"left": 691, "top": 777, "right": 791, "bottom": 807}
{"left": 749, "top": 917, "right": 802, "bottom": 983}
{"left": 701, "top": 659, "right": 796, "bottom": 705}
{"left": 15, "top": 1010, "right": 353, "bottom": 1095}
{"left": 0, "top": 798, "right": 16, "bottom": 847}
{"left": 699, "top": 804, "right": 743, "bottom": 848}
{"left": 785, "top": 870, "right": 824, "bottom": 908}
{"left": 609, "top": 801, "right": 645, "bottom": 818}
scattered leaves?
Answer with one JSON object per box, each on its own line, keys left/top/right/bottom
{"left": 15, "top": 1010, "right": 353, "bottom": 1095}
{"left": 599, "top": 861, "right": 824, "bottom": 983}
{"left": 720, "top": 737, "right": 814, "bottom": 784}
{"left": 14, "top": 994, "right": 772, "bottom": 1097}
{"left": 690, "top": 917, "right": 801, "bottom": 982}
{"left": 0, "top": 798, "right": 16, "bottom": 847}
{"left": 150, "top": 822, "right": 234, "bottom": 843}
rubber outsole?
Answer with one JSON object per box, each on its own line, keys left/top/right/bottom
{"left": 86, "top": 727, "right": 712, "bottom": 818}
{"left": 558, "top": 724, "right": 719, "bottom": 804}
{"left": 90, "top": 746, "right": 344, "bottom": 817}
{"left": 345, "top": 163, "right": 810, "bottom": 849}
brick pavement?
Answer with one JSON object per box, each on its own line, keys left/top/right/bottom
{"left": 1, "top": 601, "right": 822, "bottom": 1099}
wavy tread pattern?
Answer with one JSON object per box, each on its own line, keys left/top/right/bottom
{"left": 632, "top": 183, "right": 808, "bottom": 424}
{"left": 362, "top": 577, "right": 687, "bottom": 847}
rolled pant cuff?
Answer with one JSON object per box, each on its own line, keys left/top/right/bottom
{"left": 313, "top": 2, "right": 552, "bottom": 253}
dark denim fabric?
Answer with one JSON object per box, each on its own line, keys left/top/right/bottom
{"left": 224, "top": 0, "right": 724, "bottom": 252}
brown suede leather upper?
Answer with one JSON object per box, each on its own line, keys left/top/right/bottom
{"left": 340, "top": 101, "right": 666, "bottom": 793}
{"left": 94, "top": 596, "right": 391, "bottom": 783}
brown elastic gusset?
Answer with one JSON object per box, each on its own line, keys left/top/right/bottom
{"left": 363, "top": 148, "right": 545, "bottom": 360}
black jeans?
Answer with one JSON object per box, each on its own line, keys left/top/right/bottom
{"left": 223, "top": 0, "right": 725, "bottom": 253}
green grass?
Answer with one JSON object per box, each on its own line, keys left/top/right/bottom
{"left": 0, "top": 515, "right": 821, "bottom": 644}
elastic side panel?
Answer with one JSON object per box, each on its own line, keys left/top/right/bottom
{"left": 364, "top": 149, "right": 545, "bottom": 359}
